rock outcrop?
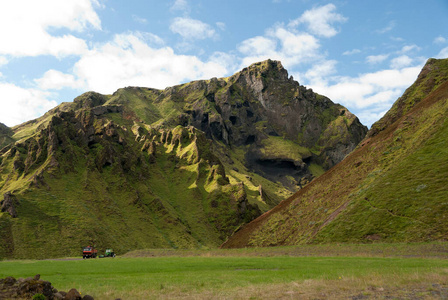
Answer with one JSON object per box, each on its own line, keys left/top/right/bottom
{"left": 0, "top": 274, "right": 94, "bottom": 300}
{"left": 1, "top": 192, "right": 18, "bottom": 218}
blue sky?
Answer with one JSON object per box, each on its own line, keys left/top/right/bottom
{"left": 1, "top": 0, "right": 447, "bottom": 128}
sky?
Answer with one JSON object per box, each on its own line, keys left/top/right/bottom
{"left": 0, "top": 0, "right": 447, "bottom": 128}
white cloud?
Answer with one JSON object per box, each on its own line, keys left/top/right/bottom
{"left": 308, "top": 66, "right": 422, "bottom": 125}
{"left": 390, "top": 55, "right": 413, "bottom": 69}
{"left": 366, "top": 54, "right": 389, "bottom": 64}
{"left": 356, "top": 110, "right": 389, "bottom": 127}
{"left": 0, "top": 83, "right": 57, "bottom": 126}
{"left": 358, "top": 67, "right": 421, "bottom": 89}
{"left": 289, "top": 4, "right": 347, "bottom": 38}
{"left": 238, "top": 36, "right": 278, "bottom": 56}
{"left": 304, "top": 60, "right": 337, "bottom": 85}
{"left": 434, "top": 36, "right": 447, "bottom": 44}
{"left": 132, "top": 15, "right": 148, "bottom": 24}
{"left": 376, "top": 21, "right": 395, "bottom": 34}
{"left": 237, "top": 5, "right": 347, "bottom": 77}
{"left": 238, "top": 24, "right": 321, "bottom": 70}
{"left": 134, "top": 31, "right": 165, "bottom": 46}
{"left": 72, "top": 33, "right": 228, "bottom": 94}
{"left": 0, "top": 57, "right": 8, "bottom": 67}
{"left": 343, "top": 49, "right": 361, "bottom": 55}
{"left": 272, "top": 27, "right": 320, "bottom": 58}
{"left": 170, "top": 17, "right": 217, "bottom": 40}
{"left": 35, "top": 70, "right": 83, "bottom": 90}
{"left": 216, "top": 22, "right": 226, "bottom": 31}
{"left": 400, "top": 44, "right": 420, "bottom": 54}
{"left": 0, "top": 0, "right": 101, "bottom": 58}
{"left": 170, "top": 0, "right": 189, "bottom": 12}
{"left": 437, "top": 47, "right": 448, "bottom": 58}
{"left": 390, "top": 36, "right": 405, "bottom": 42}
{"left": 208, "top": 52, "right": 239, "bottom": 73}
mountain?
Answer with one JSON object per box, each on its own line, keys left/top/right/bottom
{"left": 222, "top": 58, "right": 448, "bottom": 248}
{"left": 0, "top": 60, "right": 367, "bottom": 259}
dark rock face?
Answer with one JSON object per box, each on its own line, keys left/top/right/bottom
{"left": 1, "top": 192, "right": 18, "bottom": 218}
{"left": 0, "top": 275, "right": 94, "bottom": 300}
{"left": 188, "top": 60, "right": 366, "bottom": 152}
{"left": 175, "top": 60, "right": 367, "bottom": 185}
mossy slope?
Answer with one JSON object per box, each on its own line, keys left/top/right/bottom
{"left": 222, "top": 58, "right": 448, "bottom": 248}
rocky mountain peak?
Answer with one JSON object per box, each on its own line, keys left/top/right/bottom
{"left": 239, "top": 59, "right": 289, "bottom": 81}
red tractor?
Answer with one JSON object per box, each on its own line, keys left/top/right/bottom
{"left": 82, "top": 245, "right": 98, "bottom": 259}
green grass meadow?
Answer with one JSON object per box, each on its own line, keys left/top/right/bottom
{"left": 1, "top": 244, "right": 448, "bottom": 299}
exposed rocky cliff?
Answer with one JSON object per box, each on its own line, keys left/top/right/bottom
{"left": 103, "top": 60, "right": 367, "bottom": 189}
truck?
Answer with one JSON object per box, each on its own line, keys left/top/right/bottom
{"left": 82, "top": 245, "right": 98, "bottom": 259}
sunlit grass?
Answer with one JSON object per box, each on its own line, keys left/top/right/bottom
{"left": 1, "top": 244, "right": 447, "bottom": 299}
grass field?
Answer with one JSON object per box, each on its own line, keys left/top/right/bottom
{"left": 1, "top": 243, "right": 447, "bottom": 299}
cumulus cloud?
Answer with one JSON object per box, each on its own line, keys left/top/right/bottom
{"left": 303, "top": 60, "right": 337, "bottom": 85}
{"left": 71, "top": 33, "right": 228, "bottom": 94}
{"left": 399, "top": 44, "right": 420, "bottom": 54}
{"left": 216, "top": 22, "right": 226, "bottom": 31}
{"left": 0, "top": 57, "right": 8, "bottom": 67}
{"left": 0, "top": 83, "right": 57, "bottom": 126}
{"left": 343, "top": 49, "right": 361, "bottom": 56}
{"left": 437, "top": 47, "right": 448, "bottom": 59}
{"left": 238, "top": 36, "right": 277, "bottom": 57}
{"left": 366, "top": 54, "right": 389, "bottom": 64}
{"left": 0, "top": 0, "right": 101, "bottom": 58}
{"left": 237, "top": 4, "right": 347, "bottom": 71}
{"left": 390, "top": 55, "right": 413, "bottom": 69}
{"left": 170, "top": 0, "right": 189, "bottom": 12}
{"left": 434, "top": 36, "right": 447, "bottom": 44}
{"left": 238, "top": 24, "right": 321, "bottom": 70}
{"left": 132, "top": 15, "right": 148, "bottom": 24}
{"left": 170, "top": 17, "right": 217, "bottom": 40}
{"left": 376, "top": 21, "right": 395, "bottom": 34}
{"left": 307, "top": 66, "right": 422, "bottom": 126}
{"left": 35, "top": 70, "right": 83, "bottom": 90}
{"left": 289, "top": 4, "right": 347, "bottom": 38}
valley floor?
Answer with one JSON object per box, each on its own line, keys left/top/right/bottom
{"left": 1, "top": 242, "right": 447, "bottom": 299}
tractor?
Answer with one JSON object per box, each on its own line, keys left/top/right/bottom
{"left": 104, "top": 249, "right": 116, "bottom": 257}
{"left": 82, "top": 245, "right": 98, "bottom": 259}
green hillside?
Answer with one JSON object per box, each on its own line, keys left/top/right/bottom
{"left": 0, "top": 60, "right": 366, "bottom": 259}
{"left": 222, "top": 58, "right": 448, "bottom": 248}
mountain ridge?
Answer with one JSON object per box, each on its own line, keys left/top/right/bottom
{"left": 0, "top": 59, "right": 367, "bottom": 259}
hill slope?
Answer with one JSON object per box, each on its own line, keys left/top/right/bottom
{"left": 222, "top": 58, "right": 448, "bottom": 248}
{"left": 0, "top": 123, "right": 13, "bottom": 149}
{"left": 0, "top": 60, "right": 367, "bottom": 259}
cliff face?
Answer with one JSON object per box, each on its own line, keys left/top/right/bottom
{"left": 156, "top": 60, "right": 367, "bottom": 189}
{"left": 222, "top": 58, "right": 448, "bottom": 248}
{"left": 0, "top": 59, "right": 367, "bottom": 258}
